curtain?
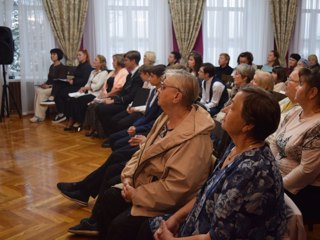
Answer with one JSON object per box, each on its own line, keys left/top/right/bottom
{"left": 43, "top": 0, "right": 88, "bottom": 65}
{"left": 291, "top": 0, "right": 320, "bottom": 58}
{"left": 203, "top": 0, "right": 274, "bottom": 67}
{"left": 169, "top": 0, "right": 205, "bottom": 62}
{"left": 269, "top": 0, "right": 298, "bottom": 66}
{"left": 83, "top": 0, "right": 172, "bottom": 67}
{"left": 19, "top": 0, "right": 55, "bottom": 115}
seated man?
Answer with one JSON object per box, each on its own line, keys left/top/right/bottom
{"left": 63, "top": 69, "right": 215, "bottom": 239}
{"left": 198, "top": 63, "right": 229, "bottom": 116}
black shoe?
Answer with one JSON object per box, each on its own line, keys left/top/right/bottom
{"left": 68, "top": 218, "right": 99, "bottom": 236}
{"left": 57, "top": 182, "right": 80, "bottom": 192}
{"left": 85, "top": 131, "right": 94, "bottom": 137}
{"left": 101, "top": 139, "right": 110, "bottom": 148}
{"left": 58, "top": 189, "right": 89, "bottom": 206}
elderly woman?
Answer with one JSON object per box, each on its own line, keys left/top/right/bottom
{"left": 67, "top": 69, "right": 215, "bottom": 239}
{"left": 143, "top": 51, "right": 156, "bottom": 65}
{"left": 251, "top": 70, "right": 274, "bottom": 91}
{"left": 151, "top": 87, "right": 287, "bottom": 240}
{"left": 229, "top": 63, "right": 255, "bottom": 99}
{"left": 64, "top": 55, "right": 108, "bottom": 131}
{"left": 270, "top": 69, "right": 320, "bottom": 224}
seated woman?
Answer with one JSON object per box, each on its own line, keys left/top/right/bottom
{"left": 51, "top": 49, "right": 92, "bottom": 123}
{"left": 251, "top": 70, "right": 274, "bottom": 91}
{"left": 272, "top": 66, "right": 287, "bottom": 93}
{"left": 150, "top": 87, "right": 287, "bottom": 240}
{"left": 270, "top": 69, "right": 320, "bottom": 224}
{"left": 261, "top": 49, "right": 281, "bottom": 73}
{"left": 229, "top": 63, "right": 255, "bottom": 99}
{"left": 64, "top": 54, "right": 108, "bottom": 131}
{"left": 30, "top": 48, "right": 66, "bottom": 123}
{"left": 83, "top": 53, "right": 128, "bottom": 137}
{"left": 67, "top": 69, "right": 215, "bottom": 239}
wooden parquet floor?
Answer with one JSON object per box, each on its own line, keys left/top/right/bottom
{"left": 0, "top": 114, "right": 320, "bottom": 239}
{"left": 0, "top": 115, "right": 111, "bottom": 240}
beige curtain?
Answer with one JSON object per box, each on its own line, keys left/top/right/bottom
{"left": 43, "top": 0, "right": 88, "bottom": 65}
{"left": 269, "top": 0, "right": 298, "bottom": 67}
{"left": 168, "top": 0, "right": 205, "bottom": 62}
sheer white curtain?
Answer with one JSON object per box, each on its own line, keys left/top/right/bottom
{"left": 83, "top": 0, "right": 172, "bottom": 67}
{"left": 291, "top": 0, "right": 320, "bottom": 58}
{"left": 203, "top": 0, "right": 274, "bottom": 67}
{"left": 19, "top": 0, "right": 55, "bottom": 114}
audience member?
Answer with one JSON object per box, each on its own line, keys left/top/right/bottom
{"left": 83, "top": 53, "right": 128, "bottom": 137}
{"left": 308, "top": 54, "right": 320, "bottom": 73}
{"left": 198, "top": 63, "right": 229, "bottom": 116}
{"left": 272, "top": 66, "right": 287, "bottom": 93}
{"left": 251, "top": 70, "right": 274, "bottom": 91}
{"left": 167, "top": 51, "right": 181, "bottom": 66}
{"left": 261, "top": 50, "right": 281, "bottom": 73}
{"left": 95, "top": 50, "right": 143, "bottom": 138}
{"left": 150, "top": 87, "right": 286, "bottom": 240}
{"left": 229, "top": 63, "right": 255, "bottom": 99}
{"left": 214, "top": 53, "right": 233, "bottom": 78}
{"left": 106, "top": 65, "right": 165, "bottom": 150}
{"left": 270, "top": 69, "right": 320, "bottom": 225}
{"left": 50, "top": 49, "right": 92, "bottom": 123}
{"left": 64, "top": 55, "right": 108, "bottom": 131}
{"left": 287, "top": 53, "right": 301, "bottom": 76}
{"left": 143, "top": 51, "right": 156, "bottom": 65}
{"left": 30, "top": 48, "right": 66, "bottom": 123}
{"left": 187, "top": 51, "right": 203, "bottom": 96}
{"left": 67, "top": 69, "right": 215, "bottom": 239}
{"left": 100, "top": 65, "right": 152, "bottom": 146}
{"left": 297, "top": 58, "right": 310, "bottom": 69}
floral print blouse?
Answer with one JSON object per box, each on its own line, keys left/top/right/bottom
{"left": 150, "top": 144, "right": 287, "bottom": 239}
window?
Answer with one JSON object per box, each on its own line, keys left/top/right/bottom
{"left": 291, "top": 0, "right": 320, "bottom": 57}
{"left": 203, "top": 0, "right": 273, "bottom": 67}
{"left": 83, "top": 0, "right": 172, "bottom": 66}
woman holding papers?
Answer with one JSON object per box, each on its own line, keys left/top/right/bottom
{"left": 64, "top": 55, "right": 108, "bottom": 131}
{"left": 29, "top": 48, "right": 66, "bottom": 123}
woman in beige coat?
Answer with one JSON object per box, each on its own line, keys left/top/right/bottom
{"left": 69, "top": 69, "right": 215, "bottom": 239}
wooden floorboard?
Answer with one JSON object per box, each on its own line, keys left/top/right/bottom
{"left": 0, "top": 115, "right": 110, "bottom": 240}
{"left": 0, "top": 114, "right": 319, "bottom": 239}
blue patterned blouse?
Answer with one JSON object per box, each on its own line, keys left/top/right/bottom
{"left": 150, "top": 144, "right": 287, "bottom": 239}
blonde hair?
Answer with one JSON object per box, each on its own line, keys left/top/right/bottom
{"left": 144, "top": 51, "right": 156, "bottom": 65}
{"left": 254, "top": 70, "right": 274, "bottom": 91}
{"left": 96, "top": 54, "right": 107, "bottom": 70}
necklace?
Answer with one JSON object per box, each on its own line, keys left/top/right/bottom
{"left": 222, "top": 143, "right": 264, "bottom": 169}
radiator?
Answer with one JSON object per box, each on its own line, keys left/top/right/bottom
{"left": 8, "top": 80, "right": 22, "bottom": 114}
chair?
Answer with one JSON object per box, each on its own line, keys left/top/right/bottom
{"left": 221, "top": 74, "right": 234, "bottom": 89}
{"left": 211, "top": 119, "right": 231, "bottom": 159}
{"left": 282, "top": 193, "right": 306, "bottom": 240}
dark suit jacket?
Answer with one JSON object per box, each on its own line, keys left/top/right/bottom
{"left": 112, "top": 68, "right": 143, "bottom": 105}
{"left": 133, "top": 90, "right": 162, "bottom": 134}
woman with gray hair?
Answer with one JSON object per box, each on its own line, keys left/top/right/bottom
{"left": 68, "top": 69, "right": 215, "bottom": 240}
{"left": 230, "top": 63, "right": 255, "bottom": 99}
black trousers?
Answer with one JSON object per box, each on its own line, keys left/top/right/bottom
{"left": 78, "top": 145, "right": 139, "bottom": 198}
{"left": 64, "top": 94, "right": 95, "bottom": 123}
{"left": 95, "top": 187, "right": 151, "bottom": 240}
{"left": 95, "top": 103, "right": 127, "bottom": 136}
{"left": 110, "top": 110, "right": 143, "bottom": 133}
{"left": 285, "top": 185, "right": 320, "bottom": 223}
{"left": 53, "top": 81, "right": 79, "bottom": 113}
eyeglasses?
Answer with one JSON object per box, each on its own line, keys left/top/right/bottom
{"left": 287, "top": 77, "right": 299, "bottom": 83}
{"left": 160, "top": 81, "right": 182, "bottom": 93}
